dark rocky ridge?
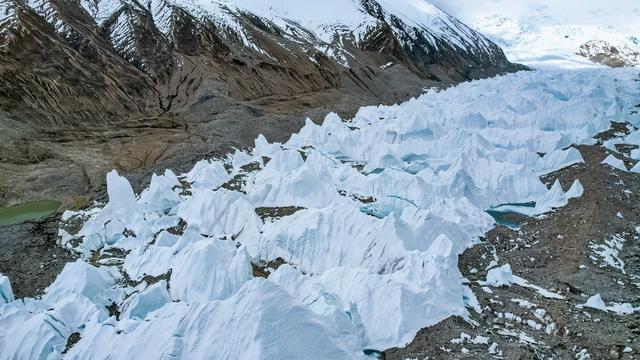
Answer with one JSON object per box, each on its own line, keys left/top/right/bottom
{"left": 0, "top": 0, "right": 524, "bottom": 207}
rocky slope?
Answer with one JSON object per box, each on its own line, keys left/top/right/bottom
{"left": 0, "top": 0, "right": 521, "bottom": 207}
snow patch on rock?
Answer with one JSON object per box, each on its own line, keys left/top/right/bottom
{"left": 578, "top": 293, "right": 639, "bottom": 315}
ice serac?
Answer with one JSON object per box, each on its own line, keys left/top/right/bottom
{"left": 66, "top": 171, "right": 146, "bottom": 256}
{"left": 565, "top": 179, "right": 584, "bottom": 199}
{"left": 43, "top": 260, "right": 121, "bottom": 306}
{"left": 177, "top": 188, "right": 261, "bottom": 243}
{"left": 139, "top": 169, "right": 182, "bottom": 212}
{"left": 185, "top": 160, "right": 230, "bottom": 190}
{"left": 602, "top": 154, "right": 628, "bottom": 171}
{"left": 535, "top": 147, "right": 584, "bottom": 175}
{"left": 0, "top": 261, "right": 121, "bottom": 359}
{"left": 170, "top": 239, "right": 253, "bottom": 302}
{"left": 485, "top": 264, "right": 515, "bottom": 287}
{"left": 533, "top": 180, "right": 572, "bottom": 214}
{"left": 269, "top": 233, "right": 466, "bottom": 350}
{"left": 66, "top": 280, "right": 363, "bottom": 359}
{"left": 0, "top": 273, "right": 14, "bottom": 304}
{"left": 4, "top": 67, "right": 640, "bottom": 358}
{"left": 579, "top": 293, "right": 638, "bottom": 315}
{"left": 121, "top": 280, "right": 171, "bottom": 320}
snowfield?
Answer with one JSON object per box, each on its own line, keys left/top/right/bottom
{"left": 1, "top": 68, "right": 639, "bottom": 358}
{"left": 443, "top": 0, "right": 640, "bottom": 68}
{"left": 472, "top": 15, "right": 640, "bottom": 68}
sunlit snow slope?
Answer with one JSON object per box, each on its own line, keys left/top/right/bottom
{"left": 1, "top": 67, "right": 639, "bottom": 358}
{"left": 432, "top": 0, "right": 640, "bottom": 68}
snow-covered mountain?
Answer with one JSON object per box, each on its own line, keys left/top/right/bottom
{"left": 1, "top": 0, "right": 515, "bottom": 83}
{"left": 474, "top": 14, "right": 640, "bottom": 68}
{"left": 70, "top": 0, "right": 504, "bottom": 68}
{"left": 432, "top": 0, "right": 640, "bottom": 68}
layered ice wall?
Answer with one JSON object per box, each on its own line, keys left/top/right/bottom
{"left": 1, "top": 68, "right": 639, "bottom": 359}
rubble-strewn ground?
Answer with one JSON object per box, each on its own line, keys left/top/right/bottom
{"left": 385, "top": 125, "right": 640, "bottom": 359}
{"left": 0, "top": 214, "right": 77, "bottom": 299}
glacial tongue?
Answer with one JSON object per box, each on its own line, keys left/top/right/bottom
{"left": 2, "top": 67, "right": 639, "bottom": 358}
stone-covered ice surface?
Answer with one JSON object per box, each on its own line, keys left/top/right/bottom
{"left": 484, "top": 264, "right": 564, "bottom": 300}
{"left": 577, "top": 294, "right": 639, "bottom": 315}
{"left": 485, "top": 264, "right": 516, "bottom": 287}
{"left": 602, "top": 154, "right": 629, "bottom": 171}
{"left": 3, "top": 68, "right": 640, "bottom": 359}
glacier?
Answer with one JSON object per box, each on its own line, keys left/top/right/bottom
{"left": 1, "top": 67, "right": 639, "bottom": 359}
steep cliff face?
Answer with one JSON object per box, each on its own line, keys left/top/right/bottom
{"left": 0, "top": 0, "right": 523, "bottom": 205}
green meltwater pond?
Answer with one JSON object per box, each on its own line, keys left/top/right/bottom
{"left": 0, "top": 200, "right": 61, "bottom": 226}
{"left": 486, "top": 202, "right": 536, "bottom": 230}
